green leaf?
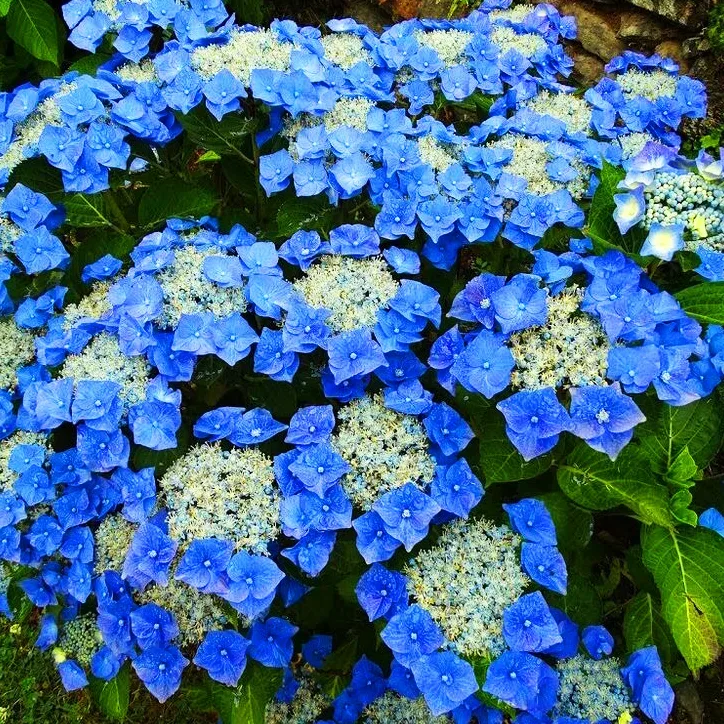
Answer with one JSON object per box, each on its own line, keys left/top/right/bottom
{"left": 557, "top": 443, "right": 672, "bottom": 527}
{"left": 0, "top": 0, "right": 14, "bottom": 17}
{"left": 585, "top": 161, "right": 646, "bottom": 256}
{"left": 138, "top": 178, "right": 219, "bottom": 229}
{"left": 214, "top": 662, "right": 284, "bottom": 724}
{"left": 60, "top": 229, "right": 135, "bottom": 298}
{"left": 623, "top": 591, "right": 676, "bottom": 664}
{"left": 642, "top": 524, "right": 724, "bottom": 672}
{"left": 274, "top": 196, "right": 336, "bottom": 240}
{"left": 6, "top": 0, "right": 63, "bottom": 66}
{"left": 89, "top": 663, "right": 130, "bottom": 721}
{"left": 547, "top": 576, "right": 602, "bottom": 626}
{"left": 675, "top": 281, "right": 724, "bottom": 325}
{"left": 665, "top": 446, "right": 699, "bottom": 487}
{"left": 669, "top": 490, "right": 698, "bottom": 527}
{"left": 478, "top": 410, "right": 552, "bottom": 484}
{"left": 68, "top": 53, "right": 113, "bottom": 76}
{"left": 536, "top": 492, "right": 593, "bottom": 552}
{"left": 64, "top": 194, "right": 115, "bottom": 228}
{"left": 8, "top": 158, "right": 64, "bottom": 200}
{"left": 198, "top": 150, "right": 222, "bottom": 163}
{"left": 225, "top": 0, "right": 266, "bottom": 24}
{"left": 177, "top": 107, "right": 258, "bottom": 157}
{"left": 637, "top": 396, "right": 724, "bottom": 472}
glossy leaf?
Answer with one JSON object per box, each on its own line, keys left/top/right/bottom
{"left": 642, "top": 524, "right": 724, "bottom": 673}
{"left": 6, "top": 0, "right": 63, "bottom": 66}
{"left": 557, "top": 443, "right": 672, "bottom": 527}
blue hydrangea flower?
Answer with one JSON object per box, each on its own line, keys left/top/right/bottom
{"left": 193, "top": 630, "right": 251, "bottom": 687}
{"left": 582, "top": 624, "right": 614, "bottom": 660}
{"left": 372, "top": 483, "right": 441, "bottom": 552}
{"left": 502, "top": 591, "right": 562, "bottom": 653}
{"left": 483, "top": 651, "right": 558, "bottom": 716}
{"left": 130, "top": 603, "right": 179, "bottom": 650}
{"left": 132, "top": 645, "right": 188, "bottom": 703}
{"left": 410, "top": 651, "right": 479, "bottom": 716}
{"left": 174, "top": 538, "right": 233, "bottom": 595}
{"left": 568, "top": 384, "right": 646, "bottom": 459}
{"left": 248, "top": 617, "right": 298, "bottom": 668}
{"left": 355, "top": 563, "right": 408, "bottom": 622}
{"left": 381, "top": 604, "right": 445, "bottom": 667}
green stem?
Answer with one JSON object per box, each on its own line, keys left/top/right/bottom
{"left": 250, "top": 133, "right": 263, "bottom": 226}
{"left": 104, "top": 192, "right": 130, "bottom": 234}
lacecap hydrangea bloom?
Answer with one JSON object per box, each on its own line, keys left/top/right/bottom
{"left": 351, "top": 499, "right": 566, "bottom": 717}
{"left": 62, "top": 0, "right": 227, "bottom": 58}
{"left": 278, "top": 392, "right": 480, "bottom": 570}
{"left": 0, "top": 74, "right": 139, "bottom": 193}
{"left": 34, "top": 217, "right": 305, "bottom": 395}
{"left": 279, "top": 223, "right": 440, "bottom": 390}
{"left": 331, "top": 653, "right": 495, "bottom": 723}
{"left": 614, "top": 141, "right": 724, "bottom": 278}
{"left": 0, "top": 184, "right": 67, "bottom": 296}
{"left": 441, "top": 248, "right": 721, "bottom": 460}
{"left": 21, "top": 405, "right": 303, "bottom": 702}
{"left": 505, "top": 632, "right": 674, "bottom": 724}
{"left": 589, "top": 51, "right": 706, "bottom": 149}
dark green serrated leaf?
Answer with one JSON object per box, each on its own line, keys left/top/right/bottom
{"left": 68, "top": 53, "right": 113, "bottom": 76}
{"left": 274, "top": 196, "right": 335, "bottom": 239}
{"left": 623, "top": 591, "right": 676, "bottom": 664}
{"left": 64, "top": 194, "right": 114, "bottom": 228}
{"left": 177, "top": 107, "right": 258, "bottom": 157}
{"left": 675, "top": 281, "right": 724, "bottom": 325}
{"left": 536, "top": 492, "right": 593, "bottom": 552}
{"left": 8, "top": 158, "right": 64, "bottom": 200}
{"left": 214, "top": 663, "right": 284, "bottom": 724}
{"left": 224, "top": 0, "right": 267, "bottom": 25}
{"left": 637, "top": 396, "right": 724, "bottom": 472}
{"left": 6, "top": 0, "right": 63, "bottom": 65}
{"left": 89, "top": 663, "right": 130, "bottom": 721}
{"left": 478, "top": 411, "right": 552, "bottom": 484}
{"left": 585, "top": 161, "right": 646, "bottom": 256}
{"left": 138, "top": 178, "right": 219, "bottom": 229}
{"left": 642, "top": 524, "right": 724, "bottom": 672}
{"left": 547, "top": 576, "right": 602, "bottom": 626}
{"left": 557, "top": 443, "right": 672, "bottom": 527}
{"left": 240, "top": 377, "right": 298, "bottom": 419}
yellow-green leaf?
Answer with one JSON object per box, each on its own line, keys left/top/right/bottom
{"left": 6, "top": 0, "right": 63, "bottom": 65}
{"left": 642, "top": 525, "right": 724, "bottom": 672}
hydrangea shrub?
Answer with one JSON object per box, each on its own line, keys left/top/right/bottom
{"left": 0, "top": 0, "right": 723, "bottom": 722}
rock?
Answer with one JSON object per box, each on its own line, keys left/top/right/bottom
{"left": 546, "top": 0, "right": 626, "bottom": 60}
{"left": 618, "top": 8, "right": 681, "bottom": 45}
{"left": 342, "top": 0, "right": 391, "bottom": 30}
{"left": 624, "top": 0, "right": 712, "bottom": 29}
{"left": 567, "top": 42, "right": 607, "bottom": 84}
{"left": 655, "top": 39, "right": 689, "bottom": 71}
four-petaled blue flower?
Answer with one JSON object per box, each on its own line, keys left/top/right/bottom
{"left": 193, "top": 630, "right": 251, "bottom": 687}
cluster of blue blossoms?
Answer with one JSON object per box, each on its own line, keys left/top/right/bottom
{"left": 438, "top": 247, "right": 722, "bottom": 460}
{"left": 1, "top": 0, "right": 705, "bottom": 263}
{"left": 337, "top": 499, "right": 673, "bottom": 722}
{"left": 0, "top": 206, "right": 682, "bottom": 721}
{"left": 0, "top": 0, "right": 719, "bottom": 720}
